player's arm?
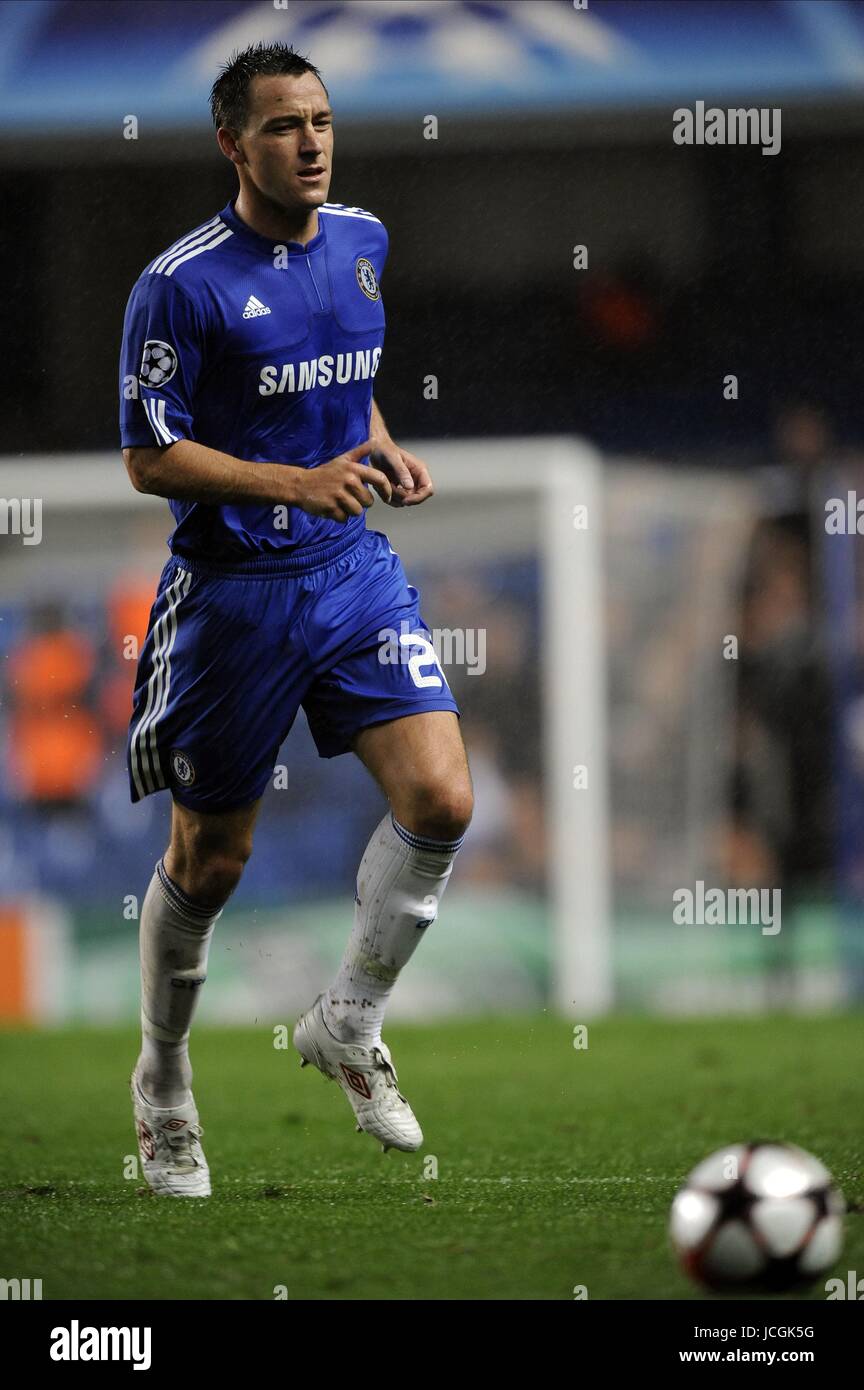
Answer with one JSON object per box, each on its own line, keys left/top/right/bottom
{"left": 368, "top": 398, "right": 435, "bottom": 507}
{"left": 119, "top": 275, "right": 390, "bottom": 521}
{"left": 123, "top": 439, "right": 392, "bottom": 522}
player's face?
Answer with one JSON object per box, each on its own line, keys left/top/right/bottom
{"left": 236, "top": 73, "right": 333, "bottom": 212}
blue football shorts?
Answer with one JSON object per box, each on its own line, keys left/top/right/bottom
{"left": 126, "top": 526, "right": 460, "bottom": 812}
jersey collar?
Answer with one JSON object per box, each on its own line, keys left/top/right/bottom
{"left": 220, "top": 198, "right": 327, "bottom": 255}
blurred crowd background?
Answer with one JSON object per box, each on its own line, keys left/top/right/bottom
{"left": 1, "top": 0, "right": 864, "bottom": 1018}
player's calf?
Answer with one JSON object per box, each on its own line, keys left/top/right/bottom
{"left": 132, "top": 798, "right": 260, "bottom": 1182}
{"left": 317, "top": 806, "right": 468, "bottom": 1055}
{"left": 135, "top": 858, "right": 224, "bottom": 1108}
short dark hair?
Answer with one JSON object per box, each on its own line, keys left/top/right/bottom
{"left": 210, "top": 42, "right": 328, "bottom": 131}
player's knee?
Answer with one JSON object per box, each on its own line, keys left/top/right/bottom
{"left": 194, "top": 854, "right": 247, "bottom": 905}
{"left": 168, "top": 827, "right": 253, "bottom": 905}
{"left": 404, "top": 776, "right": 473, "bottom": 842}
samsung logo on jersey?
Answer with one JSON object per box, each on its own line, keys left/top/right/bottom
{"left": 259, "top": 349, "right": 382, "bottom": 395}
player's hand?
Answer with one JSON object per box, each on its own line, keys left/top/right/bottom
{"left": 369, "top": 437, "right": 435, "bottom": 507}
{"left": 291, "top": 440, "right": 392, "bottom": 522}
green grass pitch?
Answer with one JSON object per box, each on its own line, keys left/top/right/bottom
{"left": 0, "top": 1014, "right": 861, "bottom": 1300}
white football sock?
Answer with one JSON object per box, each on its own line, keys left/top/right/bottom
{"left": 322, "top": 812, "right": 465, "bottom": 1048}
{"left": 135, "top": 859, "right": 222, "bottom": 1108}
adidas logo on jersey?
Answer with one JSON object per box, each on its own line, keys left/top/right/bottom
{"left": 243, "top": 295, "right": 271, "bottom": 319}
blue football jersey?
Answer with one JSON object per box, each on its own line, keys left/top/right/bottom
{"left": 119, "top": 198, "right": 388, "bottom": 559}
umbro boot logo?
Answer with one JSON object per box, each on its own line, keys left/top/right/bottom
{"left": 340, "top": 1064, "right": 372, "bottom": 1099}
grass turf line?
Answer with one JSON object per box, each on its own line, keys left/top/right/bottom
{"left": 0, "top": 1014, "right": 861, "bottom": 1300}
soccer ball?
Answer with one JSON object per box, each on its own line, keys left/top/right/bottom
{"left": 670, "top": 1141, "right": 845, "bottom": 1292}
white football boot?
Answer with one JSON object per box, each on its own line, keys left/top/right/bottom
{"left": 293, "top": 995, "right": 423, "bottom": 1153}
{"left": 130, "top": 1072, "right": 211, "bottom": 1197}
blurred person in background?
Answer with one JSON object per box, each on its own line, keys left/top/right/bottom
{"left": 6, "top": 601, "right": 103, "bottom": 814}
{"left": 726, "top": 402, "right": 846, "bottom": 998}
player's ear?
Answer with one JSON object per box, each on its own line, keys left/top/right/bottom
{"left": 216, "top": 127, "right": 245, "bottom": 165}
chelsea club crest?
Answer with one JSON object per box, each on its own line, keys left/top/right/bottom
{"left": 170, "top": 749, "right": 196, "bottom": 787}
{"left": 355, "top": 257, "right": 380, "bottom": 301}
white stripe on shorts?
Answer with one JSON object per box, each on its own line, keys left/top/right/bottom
{"left": 130, "top": 569, "right": 192, "bottom": 798}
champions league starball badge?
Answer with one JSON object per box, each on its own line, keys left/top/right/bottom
{"left": 139, "top": 340, "right": 178, "bottom": 387}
